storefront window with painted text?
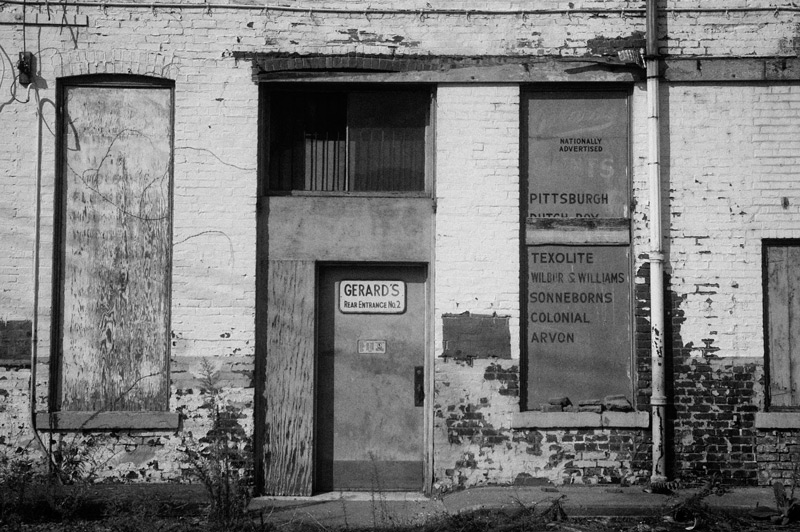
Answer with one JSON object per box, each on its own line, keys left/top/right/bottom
{"left": 524, "top": 90, "right": 633, "bottom": 412}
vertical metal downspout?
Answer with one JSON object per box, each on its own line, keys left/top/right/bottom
{"left": 646, "top": 0, "right": 668, "bottom": 482}
{"left": 30, "top": 84, "right": 47, "bottom": 454}
{"left": 29, "top": 85, "right": 54, "bottom": 465}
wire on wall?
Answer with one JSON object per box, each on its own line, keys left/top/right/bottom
{"left": 4, "top": 0, "right": 800, "bottom": 16}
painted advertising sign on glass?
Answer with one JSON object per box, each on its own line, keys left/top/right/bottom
{"left": 527, "top": 92, "right": 628, "bottom": 220}
{"left": 526, "top": 245, "right": 631, "bottom": 406}
{"left": 525, "top": 91, "right": 632, "bottom": 410}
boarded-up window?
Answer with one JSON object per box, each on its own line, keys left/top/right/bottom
{"left": 523, "top": 90, "right": 632, "bottom": 411}
{"left": 267, "top": 89, "right": 430, "bottom": 192}
{"left": 764, "top": 241, "right": 800, "bottom": 409}
{"left": 54, "top": 77, "right": 173, "bottom": 413}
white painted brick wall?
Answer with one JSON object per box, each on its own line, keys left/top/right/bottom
{"left": 435, "top": 85, "right": 521, "bottom": 360}
{"left": 169, "top": 61, "right": 257, "bottom": 364}
{"left": 2, "top": 0, "right": 800, "bottom": 484}
{"left": 2, "top": 1, "right": 797, "bottom": 365}
{"left": 1, "top": 10, "right": 260, "bottom": 480}
{"left": 664, "top": 84, "right": 800, "bottom": 359}
{"left": 631, "top": 83, "right": 652, "bottom": 267}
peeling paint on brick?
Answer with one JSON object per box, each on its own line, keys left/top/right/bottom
{"left": 483, "top": 363, "right": 519, "bottom": 396}
{"left": 333, "top": 28, "right": 419, "bottom": 48}
{"left": 647, "top": 264, "right": 765, "bottom": 485}
{"left": 4, "top": 0, "right": 800, "bottom": 493}
{"left": 587, "top": 31, "right": 645, "bottom": 56}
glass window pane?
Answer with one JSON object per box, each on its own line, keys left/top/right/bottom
{"left": 523, "top": 90, "right": 632, "bottom": 411}
{"left": 527, "top": 92, "right": 629, "bottom": 219}
{"left": 348, "top": 92, "right": 427, "bottom": 192}
{"left": 526, "top": 245, "right": 632, "bottom": 409}
{"left": 269, "top": 92, "right": 347, "bottom": 191}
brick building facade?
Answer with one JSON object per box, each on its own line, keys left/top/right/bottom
{"left": 2, "top": 1, "right": 800, "bottom": 495}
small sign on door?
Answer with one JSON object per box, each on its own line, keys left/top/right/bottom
{"left": 339, "top": 280, "right": 406, "bottom": 314}
{"left": 358, "top": 340, "right": 387, "bottom": 354}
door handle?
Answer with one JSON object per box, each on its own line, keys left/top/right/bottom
{"left": 414, "top": 366, "right": 424, "bottom": 406}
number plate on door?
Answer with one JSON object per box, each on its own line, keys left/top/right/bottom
{"left": 358, "top": 340, "right": 387, "bottom": 354}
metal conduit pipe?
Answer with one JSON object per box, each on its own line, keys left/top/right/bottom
{"left": 29, "top": 82, "right": 49, "bottom": 458}
{"left": 6, "top": 0, "right": 800, "bottom": 14}
{"left": 6, "top": 0, "right": 645, "bottom": 14}
{"left": 646, "top": 0, "right": 668, "bottom": 483}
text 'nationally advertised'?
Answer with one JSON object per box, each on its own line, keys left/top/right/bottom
{"left": 525, "top": 90, "right": 632, "bottom": 408}
{"left": 527, "top": 92, "right": 628, "bottom": 219}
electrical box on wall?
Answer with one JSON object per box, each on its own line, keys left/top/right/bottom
{"left": 17, "top": 52, "right": 35, "bottom": 87}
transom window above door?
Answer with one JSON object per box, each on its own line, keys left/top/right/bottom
{"left": 264, "top": 88, "right": 432, "bottom": 194}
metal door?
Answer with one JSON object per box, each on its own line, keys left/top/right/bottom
{"left": 316, "top": 264, "right": 426, "bottom": 491}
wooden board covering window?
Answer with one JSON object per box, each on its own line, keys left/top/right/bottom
{"left": 765, "top": 242, "right": 800, "bottom": 408}
{"left": 57, "top": 82, "right": 173, "bottom": 412}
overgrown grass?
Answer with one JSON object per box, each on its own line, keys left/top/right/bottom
{"left": 0, "top": 482, "right": 791, "bottom": 532}
{"left": 0, "top": 358, "right": 257, "bottom": 531}
{"left": 5, "top": 376, "right": 797, "bottom": 532}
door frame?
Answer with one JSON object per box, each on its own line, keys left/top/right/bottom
{"left": 314, "top": 261, "right": 433, "bottom": 494}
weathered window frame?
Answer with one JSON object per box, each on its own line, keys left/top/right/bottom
{"left": 260, "top": 84, "right": 435, "bottom": 197}
{"left": 42, "top": 75, "right": 178, "bottom": 431}
{"left": 515, "top": 86, "right": 638, "bottom": 427}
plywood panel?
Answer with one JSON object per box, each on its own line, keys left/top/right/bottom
{"left": 791, "top": 246, "right": 800, "bottom": 406}
{"left": 767, "top": 245, "right": 793, "bottom": 407}
{"left": 59, "top": 85, "right": 172, "bottom": 412}
{"left": 263, "top": 260, "right": 315, "bottom": 495}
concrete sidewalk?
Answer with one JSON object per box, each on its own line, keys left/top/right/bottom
{"left": 248, "top": 485, "right": 778, "bottom": 529}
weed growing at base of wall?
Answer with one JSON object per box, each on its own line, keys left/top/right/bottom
{"left": 181, "top": 359, "right": 253, "bottom": 528}
{"left": 0, "top": 442, "right": 100, "bottom": 527}
{"left": 0, "top": 447, "right": 37, "bottom": 527}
